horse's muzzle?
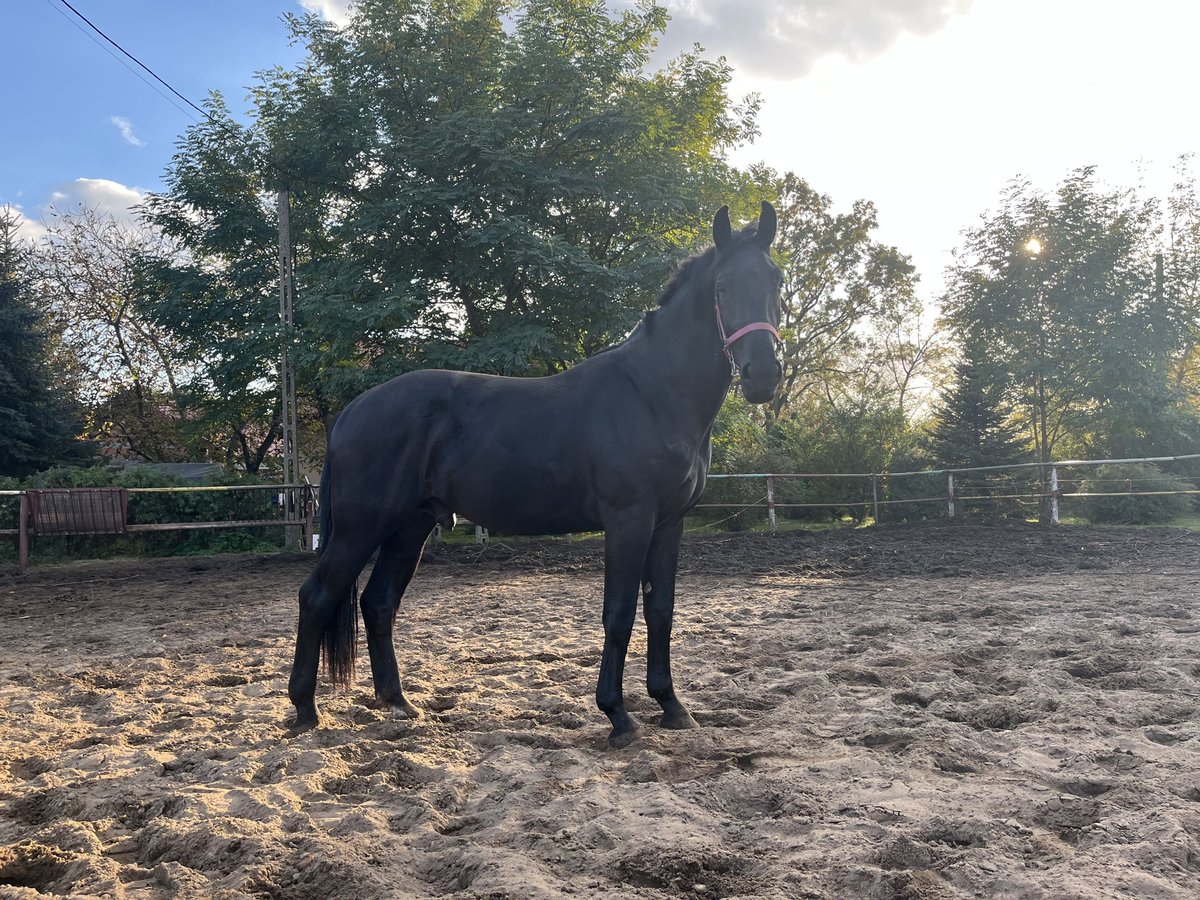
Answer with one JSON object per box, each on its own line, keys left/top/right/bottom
{"left": 739, "top": 358, "right": 782, "bottom": 404}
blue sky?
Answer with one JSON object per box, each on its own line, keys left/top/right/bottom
{"left": 3, "top": 1, "right": 307, "bottom": 223}
{"left": 6, "top": 1, "right": 1200, "bottom": 293}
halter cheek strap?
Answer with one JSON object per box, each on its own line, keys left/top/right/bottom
{"left": 715, "top": 302, "right": 781, "bottom": 370}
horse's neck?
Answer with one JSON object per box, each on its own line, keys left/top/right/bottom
{"left": 626, "top": 269, "right": 732, "bottom": 433}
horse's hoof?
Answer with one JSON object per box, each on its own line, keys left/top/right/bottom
{"left": 390, "top": 700, "right": 421, "bottom": 720}
{"left": 660, "top": 708, "right": 699, "bottom": 730}
{"left": 607, "top": 726, "right": 639, "bottom": 749}
{"left": 288, "top": 708, "right": 318, "bottom": 733}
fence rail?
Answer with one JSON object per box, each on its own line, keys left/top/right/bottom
{"left": 703, "top": 453, "right": 1200, "bottom": 530}
{"left": 6, "top": 453, "right": 1198, "bottom": 570}
{"left": 3, "top": 483, "right": 316, "bottom": 573}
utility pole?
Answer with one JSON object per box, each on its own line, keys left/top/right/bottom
{"left": 1152, "top": 251, "right": 1167, "bottom": 363}
{"left": 278, "top": 189, "right": 301, "bottom": 549}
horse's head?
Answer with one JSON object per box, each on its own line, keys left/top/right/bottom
{"left": 712, "top": 201, "right": 784, "bottom": 405}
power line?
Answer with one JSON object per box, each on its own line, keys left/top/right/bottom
{"left": 45, "top": 0, "right": 252, "bottom": 166}
{"left": 51, "top": 0, "right": 209, "bottom": 121}
{"left": 46, "top": 0, "right": 365, "bottom": 200}
{"left": 41, "top": 0, "right": 200, "bottom": 123}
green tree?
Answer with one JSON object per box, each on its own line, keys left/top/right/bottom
{"left": 0, "top": 211, "right": 90, "bottom": 476}
{"left": 928, "top": 342, "right": 1028, "bottom": 470}
{"left": 135, "top": 91, "right": 283, "bottom": 471}
{"left": 767, "top": 172, "right": 921, "bottom": 419}
{"left": 926, "top": 341, "right": 1030, "bottom": 517}
{"left": 707, "top": 172, "right": 938, "bottom": 523}
{"left": 1162, "top": 157, "right": 1200, "bottom": 444}
{"left": 139, "top": 0, "right": 761, "bottom": 451}
{"left": 942, "top": 168, "right": 1192, "bottom": 469}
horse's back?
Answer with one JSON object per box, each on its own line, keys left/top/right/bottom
{"left": 326, "top": 366, "right": 624, "bottom": 534}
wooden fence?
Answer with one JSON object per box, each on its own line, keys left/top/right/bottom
{"left": 2, "top": 484, "right": 316, "bottom": 573}
{"left": 5, "top": 453, "right": 1198, "bottom": 570}
{"left": 700, "top": 452, "right": 1200, "bottom": 530}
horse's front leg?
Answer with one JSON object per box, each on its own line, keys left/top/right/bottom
{"left": 642, "top": 516, "right": 698, "bottom": 731}
{"left": 596, "top": 516, "right": 654, "bottom": 749}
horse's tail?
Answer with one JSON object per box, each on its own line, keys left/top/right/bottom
{"left": 316, "top": 454, "right": 332, "bottom": 559}
{"left": 317, "top": 450, "right": 357, "bottom": 687}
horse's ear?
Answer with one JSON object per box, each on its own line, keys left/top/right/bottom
{"left": 713, "top": 206, "right": 732, "bottom": 250}
{"left": 756, "top": 201, "right": 777, "bottom": 249}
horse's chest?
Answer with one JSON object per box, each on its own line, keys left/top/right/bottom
{"left": 654, "top": 443, "right": 709, "bottom": 508}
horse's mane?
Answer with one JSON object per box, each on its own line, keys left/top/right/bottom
{"left": 593, "top": 221, "right": 761, "bottom": 355}
{"left": 656, "top": 222, "right": 761, "bottom": 308}
{"left": 656, "top": 247, "right": 715, "bottom": 309}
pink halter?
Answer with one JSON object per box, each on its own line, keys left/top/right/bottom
{"left": 715, "top": 302, "right": 781, "bottom": 369}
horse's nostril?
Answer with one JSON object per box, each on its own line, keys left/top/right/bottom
{"left": 742, "top": 360, "right": 782, "bottom": 384}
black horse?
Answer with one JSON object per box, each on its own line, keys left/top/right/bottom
{"left": 289, "top": 202, "right": 783, "bottom": 748}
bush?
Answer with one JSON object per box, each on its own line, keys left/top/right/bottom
{"left": 705, "top": 392, "right": 938, "bottom": 527}
{"left": 1077, "top": 463, "right": 1196, "bottom": 525}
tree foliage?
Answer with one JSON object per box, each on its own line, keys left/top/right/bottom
{"left": 941, "top": 167, "right": 1198, "bottom": 464}
{"left": 766, "top": 172, "right": 925, "bottom": 419}
{"left": 32, "top": 207, "right": 212, "bottom": 463}
{"left": 928, "top": 341, "right": 1028, "bottom": 470}
{"left": 0, "top": 211, "right": 91, "bottom": 476}
{"left": 1162, "top": 157, "right": 1200, "bottom": 432}
{"left": 136, "top": 90, "right": 284, "bottom": 470}
{"left": 139, "top": 0, "right": 761, "bottom": 443}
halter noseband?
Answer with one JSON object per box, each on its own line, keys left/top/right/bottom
{"left": 715, "top": 302, "right": 781, "bottom": 372}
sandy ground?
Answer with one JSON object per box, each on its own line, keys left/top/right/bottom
{"left": 1, "top": 522, "right": 1199, "bottom": 899}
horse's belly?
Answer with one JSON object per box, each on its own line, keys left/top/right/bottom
{"left": 454, "top": 497, "right": 600, "bottom": 536}
{"left": 440, "top": 471, "right": 601, "bottom": 536}
{"left": 477, "top": 509, "right": 600, "bottom": 535}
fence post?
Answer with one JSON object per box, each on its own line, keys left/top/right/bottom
{"left": 302, "top": 486, "right": 315, "bottom": 551}
{"left": 765, "top": 476, "right": 777, "bottom": 532}
{"left": 18, "top": 492, "right": 29, "bottom": 574}
{"left": 1050, "top": 465, "right": 1060, "bottom": 525}
{"left": 475, "top": 525, "right": 488, "bottom": 545}
{"left": 947, "top": 473, "right": 956, "bottom": 519}
{"left": 871, "top": 474, "right": 880, "bottom": 524}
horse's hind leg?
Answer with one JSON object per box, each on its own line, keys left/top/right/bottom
{"left": 360, "top": 513, "right": 435, "bottom": 719}
{"left": 596, "top": 513, "right": 655, "bottom": 749}
{"left": 642, "top": 516, "right": 698, "bottom": 731}
{"left": 288, "top": 535, "right": 377, "bottom": 729}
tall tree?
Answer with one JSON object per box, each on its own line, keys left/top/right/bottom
{"left": 32, "top": 207, "right": 212, "bottom": 463}
{"left": 139, "top": 0, "right": 761, "bottom": 451}
{"left": 1162, "top": 157, "right": 1200, "bottom": 440}
{"left": 135, "top": 90, "right": 284, "bottom": 471}
{"left": 942, "top": 168, "right": 1190, "bottom": 464}
{"left": 766, "top": 172, "right": 921, "bottom": 419}
{"left": 0, "top": 211, "right": 90, "bottom": 476}
{"left": 928, "top": 342, "right": 1027, "bottom": 470}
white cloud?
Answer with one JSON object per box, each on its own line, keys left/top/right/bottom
{"left": 109, "top": 115, "right": 146, "bottom": 147}
{"left": 294, "top": 0, "right": 969, "bottom": 77}
{"left": 43, "top": 178, "right": 146, "bottom": 228}
{"left": 657, "top": 0, "right": 972, "bottom": 79}
{"left": 298, "top": 0, "right": 352, "bottom": 27}
{"left": 1, "top": 204, "right": 49, "bottom": 243}
{"left": 2, "top": 179, "right": 149, "bottom": 245}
